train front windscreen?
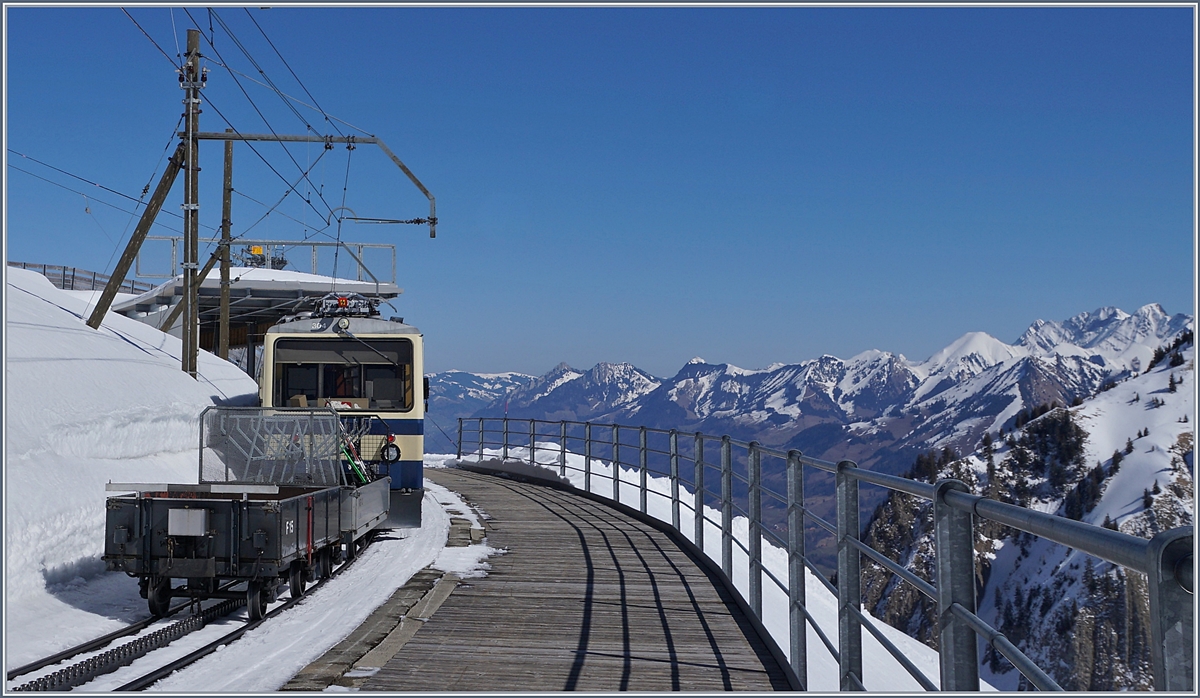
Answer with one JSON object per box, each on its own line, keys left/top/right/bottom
{"left": 271, "top": 337, "right": 414, "bottom": 411}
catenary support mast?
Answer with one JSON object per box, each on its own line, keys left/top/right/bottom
{"left": 219, "top": 129, "right": 233, "bottom": 360}
{"left": 181, "top": 29, "right": 205, "bottom": 377}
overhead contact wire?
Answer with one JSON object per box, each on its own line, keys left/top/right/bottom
{"left": 205, "top": 62, "right": 374, "bottom": 137}
{"left": 243, "top": 7, "right": 345, "bottom": 137}
{"left": 8, "top": 164, "right": 188, "bottom": 235}
{"left": 222, "top": 147, "right": 333, "bottom": 248}
{"left": 185, "top": 9, "right": 337, "bottom": 219}
{"left": 209, "top": 8, "right": 313, "bottom": 134}
{"left": 121, "top": 9, "right": 180, "bottom": 69}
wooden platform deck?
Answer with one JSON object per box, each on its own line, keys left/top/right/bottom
{"left": 361, "top": 467, "right": 792, "bottom": 692}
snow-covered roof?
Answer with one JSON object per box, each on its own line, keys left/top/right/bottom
{"left": 113, "top": 266, "right": 401, "bottom": 313}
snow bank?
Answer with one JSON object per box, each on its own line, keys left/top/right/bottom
{"left": 4, "top": 267, "right": 259, "bottom": 666}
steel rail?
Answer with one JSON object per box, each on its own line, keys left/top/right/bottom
{"left": 761, "top": 525, "right": 790, "bottom": 551}
{"left": 851, "top": 468, "right": 936, "bottom": 500}
{"left": 115, "top": 532, "right": 378, "bottom": 691}
{"left": 5, "top": 600, "right": 193, "bottom": 681}
{"left": 798, "top": 599, "right": 840, "bottom": 665}
{"left": 950, "top": 603, "right": 1062, "bottom": 691}
{"left": 846, "top": 535, "right": 938, "bottom": 601}
{"left": 943, "top": 489, "right": 1151, "bottom": 574}
{"left": 760, "top": 559, "right": 790, "bottom": 595}
{"left": 802, "top": 556, "right": 838, "bottom": 598}
{"left": 10, "top": 597, "right": 243, "bottom": 692}
{"left": 808, "top": 511, "right": 837, "bottom": 536}
{"left": 845, "top": 602, "right": 939, "bottom": 691}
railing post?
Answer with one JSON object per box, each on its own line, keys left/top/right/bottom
{"left": 933, "top": 478, "right": 980, "bottom": 691}
{"left": 694, "top": 433, "right": 705, "bottom": 551}
{"left": 836, "top": 460, "right": 863, "bottom": 691}
{"left": 529, "top": 419, "right": 536, "bottom": 465}
{"left": 612, "top": 425, "right": 621, "bottom": 504}
{"left": 721, "top": 436, "right": 733, "bottom": 580}
{"left": 748, "top": 442, "right": 762, "bottom": 619}
{"left": 584, "top": 422, "right": 592, "bottom": 493}
{"left": 456, "top": 419, "right": 463, "bottom": 460}
{"left": 639, "top": 427, "right": 648, "bottom": 514}
{"left": 1147, "top": 526, "right": 1194, "bottom": 691}
{"left": 669, "top": 430, "right": 679, "bottom": 529}
{"left": 559, "top": 421, "right": 567, "bottom": 477}
{"left": 477, "top": 418, "right": 484, "bottom": 460}
{"left": 787, "top": 450, "right": 807, "bottom": 688}
{"left": 502, "top": 417, "right": 509, "bottom": 461}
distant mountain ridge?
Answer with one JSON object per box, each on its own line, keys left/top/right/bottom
{"left": 427, "top": 303, "right": 1194, "bottom": 691}
{"left": 430, "top": 303, "right": 1191, "bottom": 477}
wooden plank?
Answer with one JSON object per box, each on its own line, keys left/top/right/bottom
{"left": 362, "top": 468, "right": 790, "bottom": 692}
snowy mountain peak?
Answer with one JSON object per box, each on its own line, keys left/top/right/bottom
{"left": 1017, "top": 304, "right": 1188, "bottom": 360}
{"left": 585, "top": 361, "right": 653, "bottom": 384}
{"left": 1133, "top": 302, "right": 1165, "bottom": 319}
{"left": 921, "top": 331, "right": 1022, "bottom": 378}
{"left": 687, "top": 356, "right": 707, "bottom": 365}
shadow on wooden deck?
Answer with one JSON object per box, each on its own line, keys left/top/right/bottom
{"left": 361, "top": 467, "right": 793, "bottom": 692}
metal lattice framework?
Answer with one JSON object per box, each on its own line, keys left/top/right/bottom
{"left": 199, "top": 407, "right": 348, "bottom": 487}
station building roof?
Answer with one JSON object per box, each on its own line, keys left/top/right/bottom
{"left": 112, "top": 267, "right": 402, "bottom": 333}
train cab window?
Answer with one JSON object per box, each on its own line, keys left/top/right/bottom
{"left": 272, "top": 338, "right": 414, "bottom": 411}
{"left": 280, "top": 364, "right": 318, "bottom": 405}
{"left": 323, "top": 364, "right": 362, "bottom": 398}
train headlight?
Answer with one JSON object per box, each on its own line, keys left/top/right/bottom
{"left": 337, "top": 317, "right": 350, "bottom": 331}
{"left": 381, "top": 442, "right": 401, "bottom": 463}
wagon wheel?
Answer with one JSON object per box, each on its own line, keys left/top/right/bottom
{"left": 289, "top": 561, "right": 307, "bottom": 599}
{"left": 246, "top": 581, "right": 266, "bottom": 621}
{"left": 147, "top": 577, "right": 171, "bottom": 618}
{"left": 318, "top": 547, "right": 333, "bottom": 579}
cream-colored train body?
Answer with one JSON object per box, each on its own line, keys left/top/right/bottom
{"left": 259, "top": 302, "right": 426, "bottom": 509}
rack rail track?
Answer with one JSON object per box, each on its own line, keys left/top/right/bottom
{"left": 6, "top": 600, "right": 193, "bottom": 682}
{"left": 8, "top": 534, "right": 377, "bottom": 692}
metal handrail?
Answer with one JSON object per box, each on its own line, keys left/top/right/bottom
{"left": 456, "top": 417, "right": 1194, "bottom": 692}
{"left": 135, "top": 236, "right": 397, "bottom": 283}
{"left": 8, "top": 261, "right": 156, "bottom": 294}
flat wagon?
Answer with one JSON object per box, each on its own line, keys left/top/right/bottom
{"left": 103, "top": 407, "right": 390, "bottom": 619}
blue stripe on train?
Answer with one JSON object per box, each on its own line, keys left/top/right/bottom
{"left": 368, "top": 419, "right": 424, "bottom": 436}
{"left": 378, "top": 460, "right": 423, "bottom": 489}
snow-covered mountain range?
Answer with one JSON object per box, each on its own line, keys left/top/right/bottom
{"left": 429, "top": 303, "right": 1194, "bottom": 692}
{"left": 431, "top": 303, "right": 1191, "bottom": 476}
{"left": 861, "top": 336, "right": 1194, "bottom": 690}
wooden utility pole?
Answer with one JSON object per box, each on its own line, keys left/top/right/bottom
{"left": 219, "top": 128, "right": 233, "bottom": 359}
{"left": 181, "top": 29, "right": 204, "bottom": 377}
{"left": 86, "top": 144, "right": 186, "bottom": 330}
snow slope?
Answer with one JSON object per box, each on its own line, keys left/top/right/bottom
{"left": 4, "top": 268, "right": 262, "bottom": 663}
{"left": 3, "top": 268, "right": 499, "bottom": 689}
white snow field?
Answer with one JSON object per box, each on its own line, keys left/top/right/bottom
{"left": 445, "top": 447, "right": 998, "bottom": 691}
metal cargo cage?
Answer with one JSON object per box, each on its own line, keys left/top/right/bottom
{"left": 200, "top": 407, "right": 348, "bottom": 486}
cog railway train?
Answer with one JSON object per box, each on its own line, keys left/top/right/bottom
{"left": 103, "top": 293, "right": 426, "bottom": 619}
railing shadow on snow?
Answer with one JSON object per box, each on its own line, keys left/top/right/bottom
{"left": 454, "top": 417, "right": 1194, "bottom": 693}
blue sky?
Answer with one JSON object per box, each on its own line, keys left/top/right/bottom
{"left": 4, "top": 5, "right": 1195, "bottom": 376}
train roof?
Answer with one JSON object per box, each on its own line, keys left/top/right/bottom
{"left": 267, "top": 314, "right": 421, "bottom": 336}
